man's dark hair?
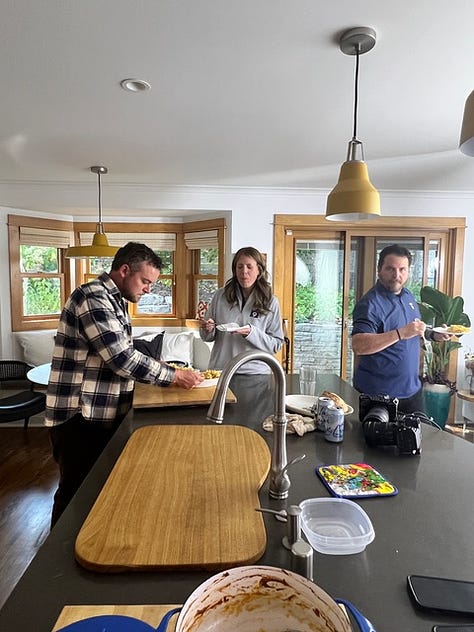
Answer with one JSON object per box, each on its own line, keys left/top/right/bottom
{"left": 377, "top": 244, "right": 412, "bottom": 271}
{"left": 111, "top": 242, "right": 162, "bottom": 272}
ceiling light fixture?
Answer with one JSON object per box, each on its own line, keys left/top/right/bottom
{"left": 65, "top": 166, "right": 119, "bottom": 259}
{"left": 120, "top": 78, "right": 151, "bottom": 92}
{"left": 326, "top": 27, "right": 381, "bottom": 221}
{"left": 459, "top": 90, "right": 474, "bottom": 156}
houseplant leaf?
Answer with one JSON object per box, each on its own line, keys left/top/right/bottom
{"left": 419, "top": 286, "right": 470, "bottom": 327}
{"left": 419, "top": 286, "right": 471, "bottom": 394}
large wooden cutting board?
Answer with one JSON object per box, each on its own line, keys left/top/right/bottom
{"left": 133, "top": 382, "right": 236, "bottom": 408}
{"left": 52, "top": 605, "right": 180, "bottom": 631}
{"left": 75, "top": 425, "right": 271, "bottom": 572}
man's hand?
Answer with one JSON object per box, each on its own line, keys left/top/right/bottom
{"left": 432, "top": 324, "right": 451, "bottom": 342}
{"left": 399, "top": 318, "right": 426, "bottom": 340}
{"left": 173, "top": 369, "right": 205, "bottom": 389}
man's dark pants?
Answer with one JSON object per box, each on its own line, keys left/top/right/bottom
{"left": 49, "top": 413, "right": 122, "bottom": 528}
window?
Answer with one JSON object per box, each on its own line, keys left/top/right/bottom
{"left": 21, "top": 245, "right": 62, "bottom": 316}
{"left": 188, "top": 241, "right": 219, "bottom": 316}
{"left": 9, "top": 216, "right": 73, "bottom": 331}
{"left": 184, "top": 225, "right": 225, "bottom": 319}
{"left": 9, "top": 217, "right": 227, "bottom": 331}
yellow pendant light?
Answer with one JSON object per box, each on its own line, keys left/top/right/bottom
{"left": 326, "top": 27, "right": 381, "bottom": 221}
{"left": 65, "top": 166, "right": 119, "bottom": 258}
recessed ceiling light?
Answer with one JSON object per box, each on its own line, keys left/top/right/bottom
{"left": 120, "top": 78, "right": 151, "bottom": 92}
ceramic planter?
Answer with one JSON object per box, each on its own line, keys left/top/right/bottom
{"left": 423, "top": 383, "right": 451, "bottom": 429}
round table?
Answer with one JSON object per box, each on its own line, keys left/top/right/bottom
{"left": 456, "top": 388, "right": 474, "bottom": 432}
{"left": 26, "top": 363, "right": 51, "bottom": 386}
{"left": 456, "top": 389, "right": 474, "bottom": 403}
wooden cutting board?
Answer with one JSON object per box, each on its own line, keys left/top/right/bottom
{"left": 52, "top": 605, "right": 180, "bottom": 631}
{"left": 52, "top": 603, "right": 353, "bottom": 631}
{"left": 75, "top": 425, "right": 271, "bottom": 572}
{"left": 133, "top": 382, "right": 236, "bottom": 408}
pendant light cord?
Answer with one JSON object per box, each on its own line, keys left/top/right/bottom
{"left": 352, "top": 44, "right": 360, "bottom": 141}
{"left": 97, "top": 170, "right": 103, "bottom": 232}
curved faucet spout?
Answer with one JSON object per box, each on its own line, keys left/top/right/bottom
{"left": 207, "top": 350, "right": 292, "bottom": 499}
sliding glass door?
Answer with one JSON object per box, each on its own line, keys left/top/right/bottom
{"left": 294, "top": 237, "right": 344, "bottom": 374}
{"left": 273, "top": 215, "right": 465, "bottom": 383}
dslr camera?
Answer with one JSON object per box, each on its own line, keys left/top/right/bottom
{"left": 359, "top": 393, "right": 422, "bottom": 455}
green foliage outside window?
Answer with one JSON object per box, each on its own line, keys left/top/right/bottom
{"left": 20, "top": 245, "right": 61, "bottom": 315}
{"left": 20, "top": 245, "right": 58, "bottom": 273}
{"left": 200, "top": 248, "right": 218, "bottom": 274}
{"left": 295, "top": 284, "right": 355, "bottom": 324}
{"left": 23, "top": 278, "right": 61, "bottom": 315}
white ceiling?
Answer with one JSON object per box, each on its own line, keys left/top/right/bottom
{"left": 1, "top": 0, "right": 474, "bottom": 214}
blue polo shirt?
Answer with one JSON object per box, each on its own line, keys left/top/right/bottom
{"left": 352, "top": 281, "right": 421, "bottom": 399}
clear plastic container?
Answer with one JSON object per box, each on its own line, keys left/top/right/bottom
{"left": 299, "top": 497, "right": 375, "bottom": 555}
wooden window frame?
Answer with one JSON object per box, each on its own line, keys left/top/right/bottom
{"left": 273, "top": 214, "right": 466, "bottom": 379}
{"left": 8, "top": 215, "right": 74, "bottom": 331}
{"left": 9, "top": 216, "right": 226, "bottom": 331}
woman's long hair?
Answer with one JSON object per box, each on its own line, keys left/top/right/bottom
{"left": 223, "top": 247, "right": 273, "bottom": 313}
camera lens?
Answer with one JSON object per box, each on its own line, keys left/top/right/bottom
{"left": 363, "top": 405, "right": 390, "bottom": 424}
{"left": 363, "top": 419, "right": 396, "bottom": 447}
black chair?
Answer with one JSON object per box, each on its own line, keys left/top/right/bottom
{"left": 0, "top": 361, "right": 46, "bottom": 429}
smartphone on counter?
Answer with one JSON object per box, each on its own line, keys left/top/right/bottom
{"left": 407, "top": 575, "right": 474, "bottom": 616}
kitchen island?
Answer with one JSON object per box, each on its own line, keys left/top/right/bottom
{"left": 0, "top": 373, "right": 473, "bottom": 631}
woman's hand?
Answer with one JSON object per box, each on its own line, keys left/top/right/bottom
{"left": 199, "top": 318, "right": 216, "bottom": 332}
{"left": 231, "top": 325, "right": 251, "bottom": 337}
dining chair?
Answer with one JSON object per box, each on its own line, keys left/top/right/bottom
{"left": 0, "top": 360, "right": 46, "bottom": 428}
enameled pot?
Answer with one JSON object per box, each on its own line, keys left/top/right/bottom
{"left": 172, "top": 565, "right": 375, "bottom": 632}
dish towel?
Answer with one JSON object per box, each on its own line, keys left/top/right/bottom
{"left": 262, "top": 413, "right": 316, "bottom": 436}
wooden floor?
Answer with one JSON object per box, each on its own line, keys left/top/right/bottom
{"left": 0, "top": 427, "right": 58, "bottom": 610}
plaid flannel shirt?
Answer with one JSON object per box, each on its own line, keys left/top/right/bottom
{"left": 45, "top": 272, "right": 175, "bottom": 426}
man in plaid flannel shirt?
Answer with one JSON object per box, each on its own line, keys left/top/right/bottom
{"left": 46, "top": 242, "right": 203, "bottom": 526}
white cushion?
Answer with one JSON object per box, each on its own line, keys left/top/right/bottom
{"left": 15, "top": 330, "right": 56, "bottom": 366}
{"left": 193, "top": 337, "right": 213, "bottom": 370}
{"left": 160, "top": 331, "right": 195, "bottom": 365}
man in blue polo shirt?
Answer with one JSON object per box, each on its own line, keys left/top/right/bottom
{"left": 352, "top": 244, "right": 446, "bottom": 414}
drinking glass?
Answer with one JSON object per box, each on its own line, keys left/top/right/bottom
{"left": 299, "top": 364, "right": 318, "bottom": 396}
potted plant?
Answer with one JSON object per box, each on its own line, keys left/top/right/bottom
{"left": 418, "top": 286, "right": 471, "bottom": 427}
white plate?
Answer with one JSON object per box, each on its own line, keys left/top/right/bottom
{"left": 195, "top": 377, "right": 220, "bottom": 388}
{"left": 216, "top": 322, "right": 246, "bottom": 332}
{"left": 285, "top": 394, "right": 354, "bottom": 417}
{"left": 432, "top": 326, "right": 470, "bottom": 336}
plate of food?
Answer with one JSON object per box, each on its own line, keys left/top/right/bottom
{"left": 432, "top": 324, "right": 471, "bottom": 336}
{"left": 167, "top": 364, "right": 222, "bottom": 387}
{"left": 285, "top": 392, "right": 354, "bottom": 417}
{"left": 195, "top": 369, "right": 222, "bottom": 387}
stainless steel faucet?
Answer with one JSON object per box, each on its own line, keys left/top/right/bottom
{"left": 207, "top": 350, "right": 304, "bottom": 499}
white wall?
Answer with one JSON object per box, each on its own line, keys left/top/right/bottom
{"left": 2, "top": 184, "right": 474, "bottom": 417}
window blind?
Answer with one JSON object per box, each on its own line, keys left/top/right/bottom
{"left": 184, "top": 230, "right": 218, "bottom": 250}
{"left": 79, "top": 232, "right": 177, "bottom": 251}
{"left": 20, "top": 226, "right": 72, "bottom": 249}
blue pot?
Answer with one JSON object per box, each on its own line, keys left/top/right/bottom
{"left": 423, "top": 384, "right": 451, "bottom": 429}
